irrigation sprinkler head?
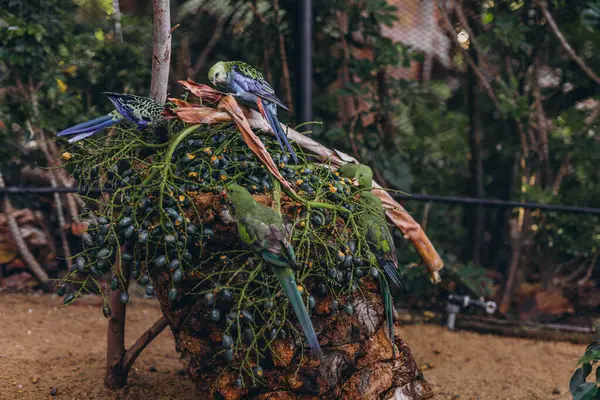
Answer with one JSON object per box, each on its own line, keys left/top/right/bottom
{"left": 446, "top": 293, "right": 497, "bottom": 331}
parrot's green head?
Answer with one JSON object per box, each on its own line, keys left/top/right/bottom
{"left": 355, "top": 165, "right": 373, "bottom": 189}
{"left": 339, "top": 163, "right": 373, "bottom": 189}
{"left": 224, "top": 183, "right": 253, "bottom": 208}
{"left": 208, "top": 61, "right": 231, "bottom": 87}
{"left": 361, "top": 191, "right": 382, "bottom": 209}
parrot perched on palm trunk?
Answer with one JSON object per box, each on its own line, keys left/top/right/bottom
{"left": 339, "top": 163, "right": 405, "bottom": 352}
{"left": 378, "top": 273, "right": 396, "bottom": 356}
{"left": 208, "top": 61, "right": 299, "bottom": 164}
{"left": 56, "top": 92, "right": 164, "bottom": 143}
{"left": 360, "top": 191, "right": 406, "bottom": 291}
{"left": 339, "top": 163, "right": 405, "bottom": 291}
{"left": 224, "top": 184, "right": 321, "bottom": 357}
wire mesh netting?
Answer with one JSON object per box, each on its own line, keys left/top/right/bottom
{"left": 382, "top": 0, "right": 452, "bottom": 80}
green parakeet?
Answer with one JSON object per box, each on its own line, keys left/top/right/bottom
{"left": 339, "top": 163, "right": 405, "bottom": 353}
{"left": 224, "top": 184, "right": 322, "bottom": 357}
{"left": 208, "top": 61, "right": 298, "bottom": 164}
{"left": 378, "top": 272, "right": 395, "bottom": 355}
{"left": 339, "top": 163, "right": 373, "bottom": 189}
{"left": 360, "top": 190, "right": 405, "bottom": 291}
{"left": 339, "top": 164, "right": 405, "bottom": 290}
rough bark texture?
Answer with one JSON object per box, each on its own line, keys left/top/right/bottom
{"left": 104, "top": 254, "right": 130, "bottom": 389}
{"left": 149, "top": 0, "right": 171, "bottom": 105}
{"left": 153, "top": 280, "right": 432, "bottom": 399}
{"left": 150, "top": 197, "right": 433, "bottom": 400}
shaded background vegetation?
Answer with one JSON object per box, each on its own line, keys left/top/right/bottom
{"left": 1, "top": 0, "right": 599, "bottom": 324}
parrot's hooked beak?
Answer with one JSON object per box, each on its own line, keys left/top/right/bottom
{"left": 220, "top": 189, "right": 227, "bottom": 198}
{"left": 351, "top": 178, "right": 360, "bottom": 187}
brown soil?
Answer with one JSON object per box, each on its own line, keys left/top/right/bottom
{"left": 401, "top": 323, "right": 584, "bottom": 400}
{"left": 0, "top": 293, "right": 195, "bottom": 400}
{"left": 0, "top": 293, "right": 585, "bottom": 400}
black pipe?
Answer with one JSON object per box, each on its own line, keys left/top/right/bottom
{"left": 2, "top": 187, "right": 600, "bottom": 215}
{"left": 0, "top": 187, "right": 110, "bottom": 194}
{"left": 393, "top": 193, "right": 600, "bottom": 215}
{"left": 296, "top": 0, "right": 312, "bottom": 125}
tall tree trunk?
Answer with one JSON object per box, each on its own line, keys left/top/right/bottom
{"left": 149, "top": 0, "right": 172, "bottom": 105}
{"left": 465, "top": 67, "right": 485, "bottom": 265}
{"left": 104, "top": 250, "right": 131, "bottom": 389}
{"left": 105, "top": 0, "right": 171, "bottom": 388}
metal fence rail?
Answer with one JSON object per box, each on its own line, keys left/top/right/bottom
{"left": 2, "top": 186, "right": 600, "bottom": 215}
{"left": 394, "top": 194, "right": 600, "bottom": 215}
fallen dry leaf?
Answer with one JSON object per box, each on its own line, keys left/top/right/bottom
{"left": 0, "top": 271, "right": 38, "bottom": 289}
{"left": 374, "top": 188, "right": 444, "bottom": 283}
{"left": 19, "top": 226, "right": 48, "bottom": 247}
{"left": 161, "top": 108, "right": 178, "bottom": 120}
{"left": 217, "top": 95, "right": 296, "bottom": 194}
{"left": 517, "top": 282, "right": 542, "bottom": 297}
{"left": 169, "top": 106, "right": 232, "bottom": 124}
{"left": 168, "top": 98, "right": 195, "bottom": 108}
{"left": 163, "top": 98, "right": 208, "bottom": 120}
{"left": 7, "top": 257, "right": 26, "bottom": 270}
{"left": 0, "top": 241, "right": 18, "bottom": 264}
{"left": 420, "top": 363, "right": 435, "bottom": 371}
{"left": 70, "top": 220, "right": 89, "bottom": 236}
{"left": 178, "top": 79, "right": 224, "bottom": 104}
{"left": 535, "top": 289, "right": 575, "bottom": 315}
{"left": 0, "top": 209, "right": 37, "bottom": 227}
{"left": 519, "top": 288, "right": 575, "bottom": 320}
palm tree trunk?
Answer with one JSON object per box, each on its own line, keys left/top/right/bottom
{"left": 152, "top": 233, "right": 433, "bottom": 399}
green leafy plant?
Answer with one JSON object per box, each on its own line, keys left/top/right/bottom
{"left": 570, "top": 340, "right": 600, "bottom": 399}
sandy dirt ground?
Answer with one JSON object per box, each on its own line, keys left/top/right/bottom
{"left": 0, "top": 293, "right": 586, "bottom": 400}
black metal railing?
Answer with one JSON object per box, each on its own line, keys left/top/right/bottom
{"left": 2, "top": 186, "right": 600, "bottom": 215}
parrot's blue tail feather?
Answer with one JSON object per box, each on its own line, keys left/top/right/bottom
{"left": 264, "top": 109, "right": 286, "bottom": 152}
{"left": 379, "top": 275, "right": 396, "bottom": 358}
{"left": 66, "top": 130, "right": 102, "bottom": 143}
{"left": 56, "top": 115, "right": 111, "bottom": 136}
{"left": 382, "top": 260, "right": 406, "bottom": 293}
{"left": 57, "top": 115, "right": 120, "bottom": 143}
{"left": 274, "top": 268, "right": 322, "bottom": 358}
{"left": 261, "top": 100, "right": 299, "bottom": 164}
{"left": 271, "top": 116, "right": 299, "bottom": 164}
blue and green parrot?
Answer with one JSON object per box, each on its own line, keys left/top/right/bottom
{"left": 224, "top": 184, "right": 321, "bottom": 357}
{"left": 56, "top": 92, "right": 164, "bottom": 143}
{"left": 339, "top": 163, "right": 405, "bottom": 352}
{"left": 208, "top": 61, "right": 299, "bottom": 164}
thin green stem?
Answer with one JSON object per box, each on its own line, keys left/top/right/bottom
{"left": 283, "top": 186, "right": 350, "bottom": 213}
{"left": 158, "top": 125, "right": 201, "bottom": 224}
{"left": 132, "top": 140, "right": 169, "bottom": 149}
{"left": 272, "top": 177, "right": 282, "bottom": 216}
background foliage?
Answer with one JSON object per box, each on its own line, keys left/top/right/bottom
{"left": 1, "top": 0, "right": 599, "bottom": 323}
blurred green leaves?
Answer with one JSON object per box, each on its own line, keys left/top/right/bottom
{"left": 582, "top": 0, "right": 600, "bottom": 30}
{"left": 1, "top": 0, "right": 600, "bottom": 315}
{"left": 569, "top": 341, "right": 600, "bottom": 399}
{"left": 0, "top": 0, "right": 153, "bottom": 209}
